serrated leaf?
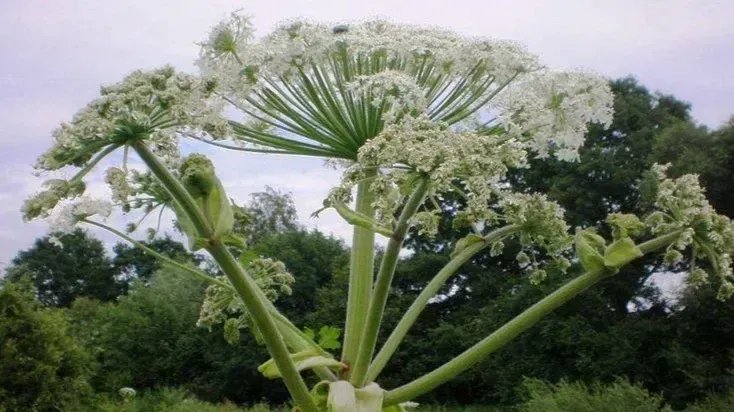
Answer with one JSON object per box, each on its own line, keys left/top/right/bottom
{"left": 575, "top": 230, "right": 606, "bottom": 272}
{"left": 451, "top": 233, "right": 485, "bottom": 258}
{"left": 317, "top": 326, "right": 342, "bottom": 350}
{"left": 303, "top": 327, "right": 316, "bottom": 342}
{"left": 258, "top": 350, "right": 345, "bottom": 379}
{"left": 604, "top": 237, "right": 643, "bottom": 269}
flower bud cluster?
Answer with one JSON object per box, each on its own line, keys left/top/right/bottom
{"left": 22, "top": 179, "right": 85, "bottom": 221}
{"left": 197, "top": 257, "right": 294, "bottom": 344}
{"left": 645, "top": 164, "right": 734, "bottom": 299}
{"left": 500, "top": 193, "right": 572, "bottom": 283}
{"left": 35, "top": 66, "right": 226, "bottom": 172}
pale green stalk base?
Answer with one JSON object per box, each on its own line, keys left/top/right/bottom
{"left": 342, "top": 177, "right": 376, "bottom": 375}
{"left": 350, "top": 179, "right": 430, "bottom": 386}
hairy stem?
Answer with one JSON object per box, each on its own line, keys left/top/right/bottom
{"left": 83, "top": 217, "right": 336, "bottom": 381}
{"left": 341, "top": 174, "right": 377, "bottom": 375}
{"left": 383, "top": 230, "right": 684, "bottom": 406}
{"left": 132, "top": 142, "right": 318, "bottom": 412}
{"left": 367, "top": 224, "right": 520, "bottom": 382}
{"left": 350, "top": 178, "right": 430, "bottom": 386}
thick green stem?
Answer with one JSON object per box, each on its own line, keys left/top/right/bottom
{"left": 206, "top": 239, "right": 318, "bottom": 411}
{"left": 383, "top": 230, "right": 684, "bottom": 406}
{"left": 350, "top": 179, "right": 430, "bottom": 386}
{"left": 84, "top": 217, "right": 336, "bottom": 381}
{"left": 132, "top": 142, "right": 318, "bottom": 412}
{"left": 342, "top": 175, "right": 377, "bottom": 374}
{"left": 367, "top": 224, "right": 520, "bottom": 382}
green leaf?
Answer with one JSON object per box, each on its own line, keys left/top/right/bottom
{"left": 606, "top": 213, "right": 645, "bottom": 240}
{"left": 575, "top": 229, "right": 606, "bottom": 272}
{"left": 258, "top": 350, "right": 345, "bottom": 379}
{"left": 451, "top": 233, "right": 485, "bottom": 258}
{"left": 317, "top": 326, "right": 342, "bottom": 350}
{"left": 303, "top": 327, "right": 316, "bottom": 342}
{"left": 237, "top": 250, "right": 259, "bottom": 267}
{"left": 221, "top": 233, "right": 246, "bottom": 249}
{"left": 604, "top": 237, "right": 643, "bottom": 269}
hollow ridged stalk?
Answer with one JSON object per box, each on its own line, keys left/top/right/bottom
{"left": 350, "top": 179, "right": 430, "bottom": 386}
{"left": 382, "top": 230, "right": 684, "bottom": 406}
{"left": 132, "top": 142, "right": 318, "bottom": 412}
{"left": 367, "top": 224, "right": 520, "bottom": 382}
{"left": 342, "top": 175, "right": 377, "bottom": 374}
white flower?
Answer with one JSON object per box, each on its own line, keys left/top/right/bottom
{"left": 495, "top": 71, "right": 614, "bottom": 160}
{"left": 645, "top": 165, "right": 734, "bottom": 299}
{"left": 197, "top": 13, "right": 613, "bottom": 163}
{"left": 50, "top": 198, "right": 112, "bottom": 233}
{"left": 35, "top": 66, "right": 225, "bottom": 172}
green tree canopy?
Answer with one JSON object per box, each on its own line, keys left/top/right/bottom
{"left": 5, "top": 229, "right": 121, "bottom": 307}
{"left": 0, "top": 279, "right": 93, "bottom": 411}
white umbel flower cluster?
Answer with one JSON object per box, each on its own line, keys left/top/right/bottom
{"left": 496, "top": 71, "right": 614, "bottom": 161}
{"left": 35, "top": 66, "right": 226, "bottom": 172}
{"left": 197, "top": 13, "right": 613, "bottom": 161}
{"left": 348, "top": 116, "right": 526, "bottom": 226}
{"left": 197, "top": 257, "right": 294, "bottom": 345}
{"left": 646, "top": 164, "right": 734, "bottom": 299}
{"left": 49, "top": 198, "right": 112, "bottom": 233}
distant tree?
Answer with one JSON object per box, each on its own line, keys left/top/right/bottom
{"left": 0, "top": 279, "right": 93, "bottom": 411}
{"left": 254, "top": 230, "right": 349, "bottom": 323}
{"left": 112, "top": 236, "right": 200, "bottom": 284}
{"left": 246, "top": 186, "right": 299, "bottom": 245}
{"left": 650, "top": 119, "right": 734, "bottom": 217}
{"left": 5, "top": 229, "right": 121, "bottom": 307}
{"left": 69, "top": 268, "right": 289, "bottom": 403}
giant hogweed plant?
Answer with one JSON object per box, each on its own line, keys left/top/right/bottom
{"left": 23, "top": 13, "right": 734, "bottom": 411}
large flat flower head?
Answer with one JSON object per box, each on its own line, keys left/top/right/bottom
{"left": 197, "top": 13, "right": 613, "bottom": 161}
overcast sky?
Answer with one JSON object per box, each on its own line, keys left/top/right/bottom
{"left": 1, "top": 0, "right": 732, "bottom": 269}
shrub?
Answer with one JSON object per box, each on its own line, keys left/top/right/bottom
{"left": 0, "top": 279, "right": 94, "bottom": 411}
{"left": 686, "top": 389, "right": 734, "bottom": 412}
{"left": 517, "top": 377, "right": 671, "bottom": 412}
